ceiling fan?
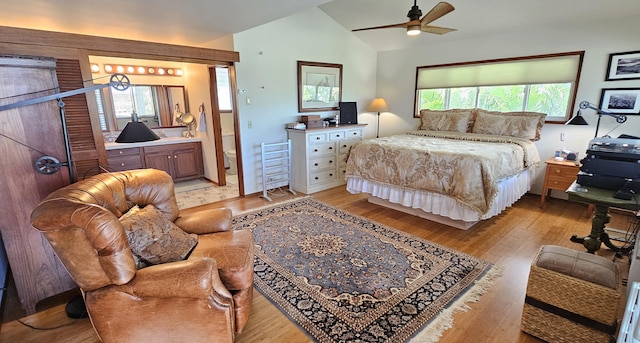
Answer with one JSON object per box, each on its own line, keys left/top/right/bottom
{"left": 352, "top": 1, "right": 456, "bottom": 36}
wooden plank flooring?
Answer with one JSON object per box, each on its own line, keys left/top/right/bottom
{"left": 1, "top": 188, "right": 633, "bottom": 342}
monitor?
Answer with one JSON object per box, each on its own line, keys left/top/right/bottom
{"left": 338, "top": 102, "right": 358, "bottom": 125}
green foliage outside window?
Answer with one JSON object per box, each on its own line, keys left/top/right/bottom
{"left": 417, "top": 83, "right": 570, "bottom": 117}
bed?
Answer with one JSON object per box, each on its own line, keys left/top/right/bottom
{"left": 345, "top": 108, "right": 545, "bottom": 230}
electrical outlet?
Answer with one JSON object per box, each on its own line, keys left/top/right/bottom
{"left": 248, "top": 120, "right": 252, "bottom": 129}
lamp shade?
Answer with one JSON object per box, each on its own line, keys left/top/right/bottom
{"left": 566, "top": 112, "right": 589, "bottom": 125}
{"left": 367, "top": 98, "right": 389, "bottom": 112}
{"left": 115, "top": 121, "right": 160, "bottom": 143}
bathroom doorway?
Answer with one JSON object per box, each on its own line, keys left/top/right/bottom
{"left": 210, "top": 65, "right": 243, "bottom": 196}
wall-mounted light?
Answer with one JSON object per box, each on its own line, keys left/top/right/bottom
{"left": 91, "top": 64, "right": 182, "bottom": 76}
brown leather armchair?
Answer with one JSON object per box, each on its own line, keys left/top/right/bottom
{"left": 30, "top": 169, "right": 253, "bottom": 343}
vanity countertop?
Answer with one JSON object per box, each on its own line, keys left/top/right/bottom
{"left": 105, "top": 136, "right": 202, "bottom": 150}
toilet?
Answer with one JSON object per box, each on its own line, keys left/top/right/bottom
{"left": 225, "top": 150, "right": 237, "bottom": 175}
{"left": 222, "top": 133, "right": 237, "bottom": 175}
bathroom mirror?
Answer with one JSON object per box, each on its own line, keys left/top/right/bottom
{"left": 97, "top": 85, "right": 188, "bottom": 131}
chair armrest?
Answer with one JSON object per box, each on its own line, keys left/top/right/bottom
{"left": 118, "top": 257, "right": 232, "bottom": 301}
{"left": 174, "top": 208, "right": 232, "bottom": 234}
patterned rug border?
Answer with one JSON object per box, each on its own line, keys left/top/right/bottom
{"left": 235, "top": 197, "right": 502, "bottom": 342}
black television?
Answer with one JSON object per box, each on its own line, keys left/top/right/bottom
{"left": 338, "top": 102, "right": 358, "bottom": 125}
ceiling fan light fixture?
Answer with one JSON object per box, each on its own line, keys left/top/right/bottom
{"left": 407, "top": 25, "right": 421, "bottom": 36}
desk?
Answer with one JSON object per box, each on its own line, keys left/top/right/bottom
{"left": 566, "top": 181, "right": 640, "bottom": 253}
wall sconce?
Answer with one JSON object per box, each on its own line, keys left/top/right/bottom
{"left": 92, "top": 64, "right": 182, "bottom": 76}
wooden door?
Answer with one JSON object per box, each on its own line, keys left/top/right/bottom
{"left": 173, "top": 144, "right": 203, "bottom": 180}
{"left": 0, "top": 56, "right": 76, "bottom": 314}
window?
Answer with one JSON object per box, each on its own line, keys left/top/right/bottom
{"left": 215, "top": 67, "right": 232, "bottom": 112}
{"left": 415, "top": 51, "right": 584, "bottom": 122}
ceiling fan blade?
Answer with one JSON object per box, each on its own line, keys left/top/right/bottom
{"left": 421, "top": 25, "right": 457, "bottom": 35}
{"left": 420, "top": 2, "right": 455, "bottom": 26}
{"left": 352, "top": 20, "right": 418, "bottom": 32}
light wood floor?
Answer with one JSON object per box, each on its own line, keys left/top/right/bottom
{"left": 1, "top": 187, "right": 634, "bottom": 343}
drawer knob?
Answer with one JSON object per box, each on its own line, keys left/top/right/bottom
{"left": 555, "top": 169, "right": 560, "bottom": 174}
{"left": 314, "top": 163, "right": 319, "bottom": 166}
{"left": 316, "top": 137, "right": 320, "bottom": 140}
{"left": 329, "top": 160, "right": 333, "bottom": 164}
{"left": 329, "top": 173, "right": 333, "bottom": 177}
{"left": 336, "top": 134, "right": 341, "bottom": 137}
{"left": 329, "top": 147, "right": 333, "bottom": 150}
{"left": 118, "top": 151, "right": 123, "bottom": 155}
{"left": 168, "top": 156, "right": 172, "bottom": 159}
{"left": 120, "top": 163, "right": 125, "bottom": 166}
{"left": 315, "top": 177, "right": 319, "bottom": 180}
{"left": 314, "top": 149, "right": 318, "bottom": 152}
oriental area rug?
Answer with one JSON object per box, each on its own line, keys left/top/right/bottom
{"left": 232, "top": 198, "right": 501, "bottom": 343}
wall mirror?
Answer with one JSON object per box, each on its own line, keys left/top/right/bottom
{"left": 97, "top": 85, "right": 188, "bottom": 131}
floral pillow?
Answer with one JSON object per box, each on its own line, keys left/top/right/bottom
{"left": 471, "top": 109, "right": 546, "bottom": 140}
{"left": 419, "top": 109, "right": 474, "bottom": 132}
{"left": 120, "top": 204, "right": 197, "bottom": 268}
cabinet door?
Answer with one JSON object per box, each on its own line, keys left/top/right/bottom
{"left": 144, "top": 152, "right": 174, "bottom": 177}
{"left": 173, "top": 147, "right": 202, "bottom": 180}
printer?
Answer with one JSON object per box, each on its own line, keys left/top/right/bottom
{"left": 577, "top": 136, "right": 640, "bottom": 200}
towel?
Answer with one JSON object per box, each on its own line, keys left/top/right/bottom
{"left": 198, "top": 103, "right": 207, "bottom": 133}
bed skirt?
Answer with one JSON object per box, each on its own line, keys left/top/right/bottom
{"left": 346, "top": 168, "right": 534, "bottom": 227}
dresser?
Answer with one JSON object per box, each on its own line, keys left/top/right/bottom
{"left": 287, "top": 125, "right": 365, "bottom": 194}
{"left": 540, "top": 158, "right": 581, "bottom": 208}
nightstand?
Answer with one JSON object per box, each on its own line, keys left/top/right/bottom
{"left": 540, "top": 158, "right": 580, "bottom": 208}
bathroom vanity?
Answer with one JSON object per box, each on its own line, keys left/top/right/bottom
{"left": 105, "top": 137, "right": 204, "bottom": 181}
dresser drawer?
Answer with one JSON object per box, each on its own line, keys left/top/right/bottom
{"left": 309, "top": 142, "right": 336, "bottom": 157}
{"left": 109, "top": 155, "right": 143, "bottom": 171}
{"left": 309, "top": 133, "right": 328, "bottom": 143}
{"left": 547, "top": 165, "right": 578, "bottom": 179}
{"left": 107, "top": 147, "right": 141, "bottom": 157}
{"left": 309, "top": 169, "right": 337, "bottom": 185}
{"left": 329, "top": 131, "right": 346, "bottom": 141}
{"left": 339, "top": 140, "right": 359, "bottom": 154}
{"left": 345, "top": 129, "right": 363, "bottom": 140}
{"left": 309, "top": 156, "right": 336, "bottom": 171}
{"left": 546, "top": 175, "right": 575, "bottom": 191}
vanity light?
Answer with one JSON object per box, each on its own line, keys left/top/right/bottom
{"left": 92, "top": 63, "right": 182, "bottom": 76}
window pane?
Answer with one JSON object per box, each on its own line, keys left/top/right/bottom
{"left": 215, "top": 67, "right": 232, "bottom": 111}
{"left": 418, "top": 89, "right": 445, "bottom": 110}
{"left": 527, "top": 83, "right": 571, "bottom": 117}
{"left": 477, "top": 85, "right": 525, "bottom": 111}
{"left": 449, "top": 87, "right": 477, "bottom": 109}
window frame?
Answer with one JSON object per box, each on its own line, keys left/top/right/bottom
{"left": 413, "top": 51, "right": 585, "bottom": 123}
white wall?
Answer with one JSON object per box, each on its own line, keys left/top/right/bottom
{"left": 233, "top": 8, "right": 377, "bottom": 195}
{"left": 376, "top": 15, "right": 640, "bottom": 197}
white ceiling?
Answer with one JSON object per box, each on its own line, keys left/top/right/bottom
{"left": 2, "top": 0, "right": 640, "bottom": 52}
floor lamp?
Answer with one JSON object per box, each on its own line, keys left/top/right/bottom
{"left": 367, "top": 98, "right": 389, "bottom": 138}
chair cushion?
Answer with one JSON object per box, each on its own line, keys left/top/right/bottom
{"left": 120, "top": 205, "right": 198, "bottom": 267}
{"left": 190, "top": 230, "right": 254, "bottom": 290}
{"left": 535, "top": 245, "right": 618, "bottom": 289}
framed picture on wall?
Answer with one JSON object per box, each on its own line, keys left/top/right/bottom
{"left": 297, "top": 61, "right": 343, "bottom": 112}
{"left": 605, "top": 50, "right": 640, "bottom": 81}
{"left": 599, "top": 88, "right": 640, "bottom": 114}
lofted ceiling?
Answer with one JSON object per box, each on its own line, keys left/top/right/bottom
{"left": 1, "top": 0, "right": 640, "bottom": 52}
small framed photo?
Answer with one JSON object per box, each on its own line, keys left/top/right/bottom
{"left": 605, "top": 50, "right": 640, "bottom": 81}
{"left": 297, "top": 61, "right": 342, "bottom": 113}
{"left": 599, "top": 88, "right": 640, "bottom": 114}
